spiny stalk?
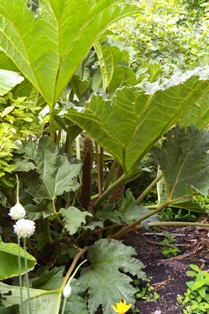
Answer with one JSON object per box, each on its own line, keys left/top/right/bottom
{"left": 80, "top": 137, "right": 93, "bottom": 211}
{"left": 108, "top": 163, "right": 125, "bottom": 208}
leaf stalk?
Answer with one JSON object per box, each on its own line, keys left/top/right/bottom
{"left": 135, "top": 172, "right": 164, "bottom": 205}
{"left": 59, "top": 246, "right": 88, "bottom": 291}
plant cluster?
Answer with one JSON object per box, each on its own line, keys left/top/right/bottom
{"left": 0, "top": 91, "right": 42, "bottom": 187}
{"left": 159, "top": 207, "right": 198, "bottom": 222}
{"left": 178, "top": 264, "right": 209, "bottom": 314}
{"left": 134, "top": 277, "right": 159, "bottom": 302}
{"left": 111, "top": 0, "right": 209, "bottom": 77}
{"left": 160, "top": 232, "right": 181, "bottom": 258}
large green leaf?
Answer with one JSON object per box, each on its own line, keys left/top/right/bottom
{"left": 32, "top": 266, "right": 64, "bottom": 290}
{"left": 0, "top": 282, "right": 61, "bottom": 314}
{"left": 60, "top": 207, "right": 92, "bottom": 235}
{"left": 0, "top": 0, "right": 140, "bottom": 106}
{"left": 79, "top": 239, "right": 146, "bottom": 314}
{"left": 0, "top": 69, "right": 24, "bottom": 96}
{"left": 179, "top": 90, "right": 209, "bottom": 129}
{"left": 151, "top": 125, "right": 209, "bottom": 201}
{"left": 14, "top": 137, "right": 81, "bottom": 204}
{"left": 65, "top": 68, "right": 209, "bottom": 176}
{"left": 0, "top": 51, "right": 19, "bottom": 72}
{"left": 0, "top": 238, "right": 36, "bottom": 280}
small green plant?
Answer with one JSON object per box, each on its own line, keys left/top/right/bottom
{"left": 162, "top": 246, "right": 180, "bottom": 258}
{"left": 177, "top": 264, "right": 209, "bottom": 314}
{"left": 160, "top": 232, "right": 180, "bottom": 258}
{"left": 133, "top": 277, "right": 159, "bottom": 302}
{"left": 159, "top": 207, "right": 197, "bottom": 222}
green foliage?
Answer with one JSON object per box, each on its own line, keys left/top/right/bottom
{"left": 160, "top": 232, "right": 180, "bottom": 258}
{"left": 192, "top": 195, "right": 209, "bottom": 210}
{"left": 2, "top": 1, "right": 209, "bottom": 313}
{"left": 159, "top": 208, "right": 198, "bottom": 222}
{"left": 62, "top": 278, "right": 89, "bottom": 314}
{"left": 31, "top": 266, "right": 64, "bottom": 290}
{"left": 0, "top": 69, "right": 23, "bottom": 96}
{"left": 96, "top": 189, "right": 159, "bottom": 231}
{"left": 14, "top": 137, "right": 81, "bottom": 217}
{"left": 111, "top": 0, "right": 209, "bottom": 76}
{"left": 78, "top": 239, "right": 146, "bottom": 314}
{"left": 152, "top": 125, "right": 209, "bottom": 204}
{"left": 0, "top": 237, "right": 36, "bottom": 280}
{"left": 0, "top": 0, "right": 140, "bottom": 106}
{"left": 94, "top": 38, "right": 138, "bottom": 95}
{"left": 66, "top": 69, "right": 209, "bottom": 177}
{"left": 161, "top": 246, "right": 180, "bottom": 258}
{"left": 60, "top": 207, "right": 92, "bottom": 235}
{"left": 178, "top": 264, "right": 209, "bottom": 313}
{"left": 133, "top": 277, "right": 159, "bottom": 302}
{"left": 0, "top": 91, "right": 41, "bottom": 182}
{"left": 0, "top": 282, "right": 62, "bottom": 314}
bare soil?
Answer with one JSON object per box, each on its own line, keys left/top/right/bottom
{"left": 121, "top": 225, "right": 209, "bottom": 314}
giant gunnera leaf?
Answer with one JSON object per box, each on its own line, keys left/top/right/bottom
{"left": 0, "top": 0, "right": 140, "bottom": 106}
{"left": 152, "top": 125, "right": 209, "bottom": 202}
{"left": 78, "top": 239, "right": 146, "bottom": 314}
{"left": 65, "top": 67, "right": 209, "bottom": 177}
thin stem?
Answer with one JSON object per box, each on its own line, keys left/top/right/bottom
{"left": 94, "top": 173, "right": 127, "bottom": 210}
{"left": 61, "top": 259, "right": 87, "bottom": 314}
{"left": 145, "top": 221, "right": 209, "bottom": 228}
{"left": 59, "top": 246, "right": 88, "bottom": 290}
{"left": 18, "top": 236, "right": 24, "bottom": 314}
{"left": 135, "top": 172, "right": 163, "bottom": 205}
{"left": 16, "top": 175, "right": 20, "bottom": 204}
{"left": 23, "top": 238, "right": 32, "bottom": 314}
{"left": 99, "top": 146, "right": 104, "bottom": 194}
{"left": 49, "top": 107, "right": 55, "bottom": 145}
{"left": 61, "top": 298, "right": 67, "bottom": 314}
{"left": 103, "top": 158, "right": 118, "bottom": 191}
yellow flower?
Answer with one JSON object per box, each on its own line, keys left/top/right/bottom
{"left": 111, "top": 299, "right": 132, "bottom": 314}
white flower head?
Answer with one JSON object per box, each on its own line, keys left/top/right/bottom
{"left": 9, "top": 203, "right": 26, "bottom": 220}
{"left": 14, "top": 218, "right": 35, "bottom": 238}
{"left": 63, "top": 285, "right": 72, "bottom": 298}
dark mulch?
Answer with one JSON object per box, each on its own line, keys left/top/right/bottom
{"left": 121, "top": 225, "right": 209, "bottom": 314}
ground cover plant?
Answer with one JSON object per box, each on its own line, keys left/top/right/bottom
{"left": 2, "top": 1, "right": 209, "bottom": 313}
{"left": 178, "top": 264, "right": 209, "bottom": 313}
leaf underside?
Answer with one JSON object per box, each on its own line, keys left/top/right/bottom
{"left": 0, "top": 0, "right": 140, "bottom": 105}
{"left": 65, "top": 69, "right": 209, "bottom": 175}
{"left": 152, "top": 125, "right": 209, "bottom": 201}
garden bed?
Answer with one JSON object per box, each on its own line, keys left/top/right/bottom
{"left": 122, "top": 224, "right": 209, "bottom": 314}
